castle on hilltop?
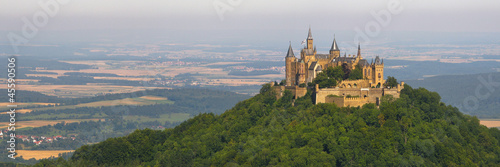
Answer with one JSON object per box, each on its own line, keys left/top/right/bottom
{"left": 273, "top": 28, "right": 404, "bottom": 107}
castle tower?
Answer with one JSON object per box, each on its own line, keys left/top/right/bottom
{"left": 298, "top": 60, "right": 306, "bottom": 85}
{"left": 373, "top": 56, "right": 384, "bottom": 87}
{"left": 285, "top": 43, "right": 297, "bottom": 86}
{"left": 307, "top": 27, "right": 313, "bottom": 50}
{"left": 329, "top": 35, "right": 340, "bottom": 59}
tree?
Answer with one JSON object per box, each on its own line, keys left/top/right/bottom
{"left": 279, "top": 80, "right": 286, "bottom": 86}
{"left": 341, "top": 63, "right": 351, "bottom": 80}
{"left": 349, "top": 64, "right": 363, "bottom": 80}
{"left": 385, "top": 76, "right": 398, "bottom": 88}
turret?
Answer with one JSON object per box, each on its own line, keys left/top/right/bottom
{"left": 373, "top": 56, "right": 384, "bottom": 86}
{"left": 357, "top": 43, "right": 361, "bottom": 58}
{"left": 285, "top": 43, "right": 297, "bottom": 86}
{"left": 329, "top": 34, "right": 340, "bottom": 59}
{"left": 286, "top": 42, "right": 295, "bottom": 58}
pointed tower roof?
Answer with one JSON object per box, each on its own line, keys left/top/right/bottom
{"left": 286, "top": 42, "right": 295, "bottom": 58}
{"left": 307, "top": 27, "right": 313, "bottom": 40}
{"left": 357, "top": 42, "right": 361, "bottom": 57}
{"left": 375, "top": 56, "right": 381, "bottom": 64}
{"left": 330, "top": 35, "right": 339, "bottom": 51}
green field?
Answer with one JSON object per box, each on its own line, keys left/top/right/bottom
{"left": 26, "top": 96, "right": 174, "bottom": 111}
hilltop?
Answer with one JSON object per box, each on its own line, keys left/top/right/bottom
{"left": 35, "top": 84, "right": 500, "bottom": 166}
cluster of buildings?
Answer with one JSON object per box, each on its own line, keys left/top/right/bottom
{"left": 0, "top": 130, "right": 75, "bottom": 146}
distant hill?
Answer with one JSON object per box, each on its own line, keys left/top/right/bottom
{"left": 36, "top": 84, "right": 500, "bottom": 166}
{"left": 405, "top": 72, "right": 500, "bottom": 118}
{"left": 384, "top": 60, "right": 500, "bottom": 80}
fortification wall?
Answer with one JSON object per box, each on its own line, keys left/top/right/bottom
{"left": 338, "top": 79, "right": 370, "bottom": 88}
{"left": 325, "top": 96, "right": 344, "bottom": 107}
{"left": 272, "top": 84, "right": 307, "bottom": 99}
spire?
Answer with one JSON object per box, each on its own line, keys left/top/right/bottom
{"left": 357, "top": 42, "right": 361, "bottom": 57}
{"left": 307, "top": 26, "right": 313, "bottom": 40}
{"left": 375, "top": 56, "right": 381, "bottom": 64}
{"left": 286, "top": 42, "right": 295, "bottom": 58}
{"left": 330, "top": 34, "right": 339, "bottom": 51}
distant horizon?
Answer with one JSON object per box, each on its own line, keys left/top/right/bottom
{"left": 1, "top": 0, "right": 499, "bottom": 32}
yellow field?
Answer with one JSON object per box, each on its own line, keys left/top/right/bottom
{"left": 76, "top": 98, "right": 143, "bottom": 107}
{"left": 0, "top": 109, "right": 32, "bottom": 115}
{"left": 0, "top": 102, "right": 58, "bottom": 106}
{"left": 0, "top": 119, "right": 101, "bottom": 129}
{"left": 17, "top": 85, "right": 169, "bottom": 98}
{"left": 480, "top": 120, "right": 500, "bottom": 128}
{"left": 94, "top": 76, "right": 156, "bottom": 81}
{"left": 16, "top": 150, "right": 74, "bottom": 160}
{"left": 25, "top": 74, "right": 61, "bottom": 78}
{"left": 139, "top": 96, "right": 168, "bottom": 100}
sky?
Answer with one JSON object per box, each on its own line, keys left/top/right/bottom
{"left": 0, "top": 0, "right": 499, "bottom": 52}
{"left": 1, "top": 0, "right": 499, "bottom": 32}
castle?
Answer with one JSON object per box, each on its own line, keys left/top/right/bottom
{"left": 274, "top": 28, "right": 404, "bottom": 107}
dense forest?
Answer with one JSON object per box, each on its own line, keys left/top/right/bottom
{"left": 34, "top": 84, "right": 500, "bottom": 166}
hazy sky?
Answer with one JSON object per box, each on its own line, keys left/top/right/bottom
{"left": 1, "top": 0, "right": 499, "bottom": 32}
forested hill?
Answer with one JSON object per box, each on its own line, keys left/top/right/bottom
{"left": 36, "top": 85, "right": 500, "bottom": 166}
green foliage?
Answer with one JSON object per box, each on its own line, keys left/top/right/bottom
{"left": 349, "top": 64, "right": 363, "bottom": 80}
{"left": 279, "top": 79, "right": 286, "bottom": 86}
{"left": 313, "top": 64, "right": 363, "bottom": 88}
{"left": 39, "top": 85, "right": 500, "bottom": 166}
{"left": 385, "top": 76, "right": 398, "bottom": 88}
{"left": 312, "top": 66, "right": 343, "bottom": 88}
{"left": 312, "top": 72, "right": 337, "bottom": 88}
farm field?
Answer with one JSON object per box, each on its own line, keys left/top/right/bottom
{"left": 30, "top": 96, "right": 173, "bottom": 111}
{"left": 480, "top": 119, "right": 500, "bottom": 128}
{"left": 124, "top": 113, "right": 191, "bottom": 123}
{"left": 18, "top": 85, "right": 169, "bottom": 98}
{"left": 16, "top": 150, "right": 74, "bottom": 160}
{"left": 0, "top": 102, "right": 58, "bottom": 111}
{"left": 0, "top": 119, "right": 101, "bottom": 129}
